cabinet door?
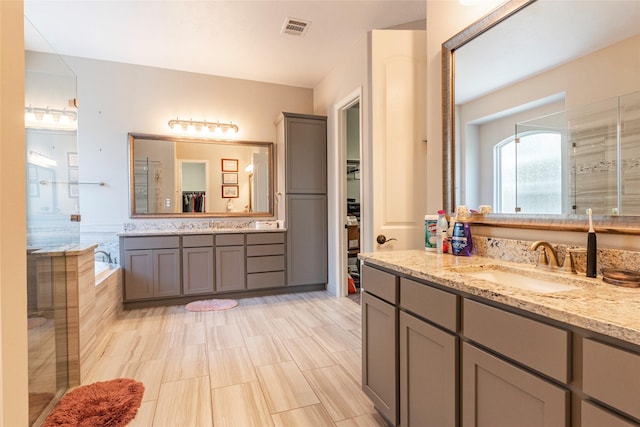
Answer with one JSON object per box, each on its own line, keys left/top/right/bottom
{"left": 400, "top": 311, "right": 457, "bottom": 427}
{"left": 362, "top": 291, "right": 398, "bottom": 425}
{"left": 154, "top": 249, "right": 181, "bottom": 297}
{"left": 183, "top": 247, "right": 214, "bottom": 295}
{"left": 286, "top": 194, "right": 327, "bottom": 286}
{"left": 123, "top": 249, "right": 154, "bottom": 300}
{"left": 216, "top": 246, "right": 245, "bottom": 292}
{"left": 582, "top": 401, "right": 639, "bottom": 427}
{"left": 285, "top": 115, "right": 327, "bottom": 194}
{"left": 462, "top": 342, "right": 569, "bottom": 427}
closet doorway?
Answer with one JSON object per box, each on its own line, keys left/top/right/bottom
{"left": 178, "top": 159, "right": 210, "bottom": 213}
{"left": 345, "top": 102, "right": 361, "bottom": 295}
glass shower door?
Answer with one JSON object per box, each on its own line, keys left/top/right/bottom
{"left": 25, "top": 16, "right": 79, "bottom": 425}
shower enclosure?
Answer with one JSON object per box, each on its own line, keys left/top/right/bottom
{"left": 25, "top": 17, "right": 79, "bottom": 425}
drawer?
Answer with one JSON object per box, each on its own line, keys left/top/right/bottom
{"left": 247, "top": 232, "right": 285, "bottom": 245}
{"left": 362, "top": 265, "right": 398, "bottom": 304}
{"left": 216, "top": 234, "right": 245, "bottom": 246}
{"left": 182, "top": 234, "right": 214, "bottom": 247}
{"left": 247, "top": 271, "right": 286, "bottom": 289}
{"left": 463, "top": 299, "right": 570, "bottom": 383}
{"left": 247, "top": 255, "right": 285, "bottom": 273}
{"left": 246, "top": 244, "right": 284, "bottom": 257}
{"left": 583, "top": 338, "right": 640, "bottom": 420}
{"left": 582, "top": 400, "right": 638, "bottom": 427}
{"left": 123, "top": 236, "right": 179, "bottom": 250}
{"left": 400, "top": 278, "right": 458, "bottom": 332}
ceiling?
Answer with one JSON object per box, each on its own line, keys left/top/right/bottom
{"left": 24, "top": 0, "right": 426, "bottom": 89}
{"left": 455, "top": 0, "right": 640, "bottom": 104}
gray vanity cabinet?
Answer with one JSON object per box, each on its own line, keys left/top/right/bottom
{"left": 182, "top": 235, "right": 214, "bottom": 295}
{"left": 399, "top": 278, "right": 458, "bottom": 427}
{"left": 215, "top": 234, "right": 245, "bottom": 292}
{"left": 246, "top": 232, "right": 286, "bottom": 289}
{"left": 123, "top": 236, "right": 181, "bottom": 300}
{"left": 462, "top": 342, "right": 569, "bottom": 427}
{"left": 361, "top": 265, "right": 398, "bottom": 426}
{"left": 582, "top": 338, "right": 640, "bottom": 422}
{"left": 278, "top": 112, "right": 328, "bottom": 287}
{"left": 286, "top": 194, "right": 327, "bottom": 286}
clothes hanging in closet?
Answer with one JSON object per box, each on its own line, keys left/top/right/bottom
{"left": 182, "top": 192, "right": 205, "bottom": 212}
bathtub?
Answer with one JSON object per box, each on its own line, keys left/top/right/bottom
{"left": 95, "top": 260, "right": 118, "bottom": 285}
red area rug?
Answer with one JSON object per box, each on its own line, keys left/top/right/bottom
{"left": 185, "top": 298, "right": 238, "bottom": 312}
{"left": 43, "top": 378, "right": 144, "bottom": 427}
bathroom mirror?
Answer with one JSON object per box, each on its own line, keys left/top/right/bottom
{"left": 443, "top": 0, "right": 640, "bottom": 222}
{"left": 129, "top": 133, "right": 273, "bottom": 218}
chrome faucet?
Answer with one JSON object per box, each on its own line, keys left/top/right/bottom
{"left": 94, "top": 250, "right": 112, "bottom": 264}
{"left": 530, "top": 241, "right": 561, "bottom": 270}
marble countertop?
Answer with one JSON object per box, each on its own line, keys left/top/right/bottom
{"left": 359, "top": 250, "right": 640, "bottom": 347}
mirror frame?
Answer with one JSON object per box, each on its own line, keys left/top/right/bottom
{"left": 441, "top": 0, "right": 640, "bottom": 235}
{"left": 129, "top": 132, "right": 275, "bottom": 219}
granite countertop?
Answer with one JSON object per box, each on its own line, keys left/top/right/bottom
{"left": 359, "top": 250, "right": 640, "bottom": 347}
{"left": 118, "top": 227, "right": 286, "bottom": 237}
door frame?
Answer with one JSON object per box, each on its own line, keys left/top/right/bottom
{"left": 332, "top": 87, "right": 362, "bottom": 297}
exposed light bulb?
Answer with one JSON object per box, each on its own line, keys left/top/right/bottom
{"left": 42, "top": 110, "right": 54, "bottom": 123}
{"left": 201, "top": 123, "right": 210, "bottom": 135}
{"left": 214, "top": 124, "right": 223, "bottom": 136}
{"left": 187, "top": 122, "right": 196, "bottom": 133}
{"left": 25, "top": 111, "right": 36, "bottom": 122}
{"left": 59, "top": 113, "right": 70, "bottom": 125}
{"left": 226, "top": 126, "right": 237, "bottom": 136}
{"left": 172, "top": 122, "right": 183, "bottom": 132}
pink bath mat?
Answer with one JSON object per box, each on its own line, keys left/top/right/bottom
{"left": 185, "top": 299, "right": 238, "bottom": 312}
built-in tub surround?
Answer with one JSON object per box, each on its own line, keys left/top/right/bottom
{"left": 33, "top": 244, "right": 123, "bottom": 386}
{"left": 358, "top": 248, "right": 640, "bottom": 346}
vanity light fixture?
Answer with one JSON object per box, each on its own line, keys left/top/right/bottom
{"left": 168, "top": 118, "right": 239, "bottom": 137}
{"left": 25, "top": 105, "right": 77, "bottom": 130}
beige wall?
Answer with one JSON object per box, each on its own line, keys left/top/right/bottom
{"left": 0, "top": 1, "right": 29, "bottom": 425}
{"left": 37, "top": 53, "right": 314, "bottom": 236}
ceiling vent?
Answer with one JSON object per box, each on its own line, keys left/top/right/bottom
{"left": 281, "top": 17, "right": 311, "bottom": 37}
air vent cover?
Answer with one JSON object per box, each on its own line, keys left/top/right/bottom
{"left": 281, "top": 17, "right": 311, "bottom": 37}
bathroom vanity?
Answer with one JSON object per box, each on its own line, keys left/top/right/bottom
{"left": 360, "top": 250, "right": 640, "bottom": 427}
{"left": 119, "top": 229, "right": 321, "bottom": 308}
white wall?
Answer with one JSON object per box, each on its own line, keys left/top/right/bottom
{"left": 314, "top": 34, "right": 369, "bottom": 296}
{"left": 0, "top": 2, "right": 28, "bottom": 425}
{"left": 41, "top": 54, "right": 313, "bottom": 245}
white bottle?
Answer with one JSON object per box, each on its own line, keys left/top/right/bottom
{"left": 436, "top": 210, "right": 448, "bottom": 254}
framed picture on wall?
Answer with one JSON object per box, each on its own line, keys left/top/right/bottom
{"left": 221, "top": 185, "right": 239, "bottom": 198}
{"left": 222, "top": 173, "right": 238, "bottom": 184}
{"left": 68, "top": 183, "right": 79, "bottom": 198}
{"left": 68, "top": 167, "right": 79, "bottom": 183}
{"left": 221, "top": 158, "right": 238, "bottom": 172}
{"left": 67, "top": 152, "right": 78, "bottom": 167}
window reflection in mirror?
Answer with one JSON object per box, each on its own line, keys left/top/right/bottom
{"left": 129, "top": 133, "right": 273, "bottom": 217}
{"left": 445, "top": 0, "right": 640, "bottom": 216}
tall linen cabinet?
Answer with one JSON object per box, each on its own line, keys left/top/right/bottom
{"left": 276, "top": 113, "right": 328, "bottom": 287}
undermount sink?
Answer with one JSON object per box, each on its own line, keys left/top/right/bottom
{"left": 450, "top": 265, "right": 582, "bottom": 294}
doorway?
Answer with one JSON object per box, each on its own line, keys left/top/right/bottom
{"left": 345, "top": 103, "right": 361, "bottom": 294}
{"left": 333, "top": 88, "right": 363, "bottom": 299}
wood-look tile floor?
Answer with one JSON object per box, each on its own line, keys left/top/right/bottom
{"left": 84, "top": 291, "right": 387, "bottom": 427}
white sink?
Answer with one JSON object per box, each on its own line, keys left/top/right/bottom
{"left": 451, "top": 265, "right": 581, "bottom": 294}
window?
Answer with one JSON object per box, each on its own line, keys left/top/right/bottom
{"left": 495, "top": 132, "right": 563, "bottom": 213}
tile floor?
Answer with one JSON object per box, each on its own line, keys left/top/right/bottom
{"left": 82, "top": 291, "right": 387, "bottom": 426}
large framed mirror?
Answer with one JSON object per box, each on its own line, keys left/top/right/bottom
{"left": 129, "top": 133, "right": 274, "bottom": 218}
{"left": 443, "top": 0, "right": 640, "bottom": 231}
